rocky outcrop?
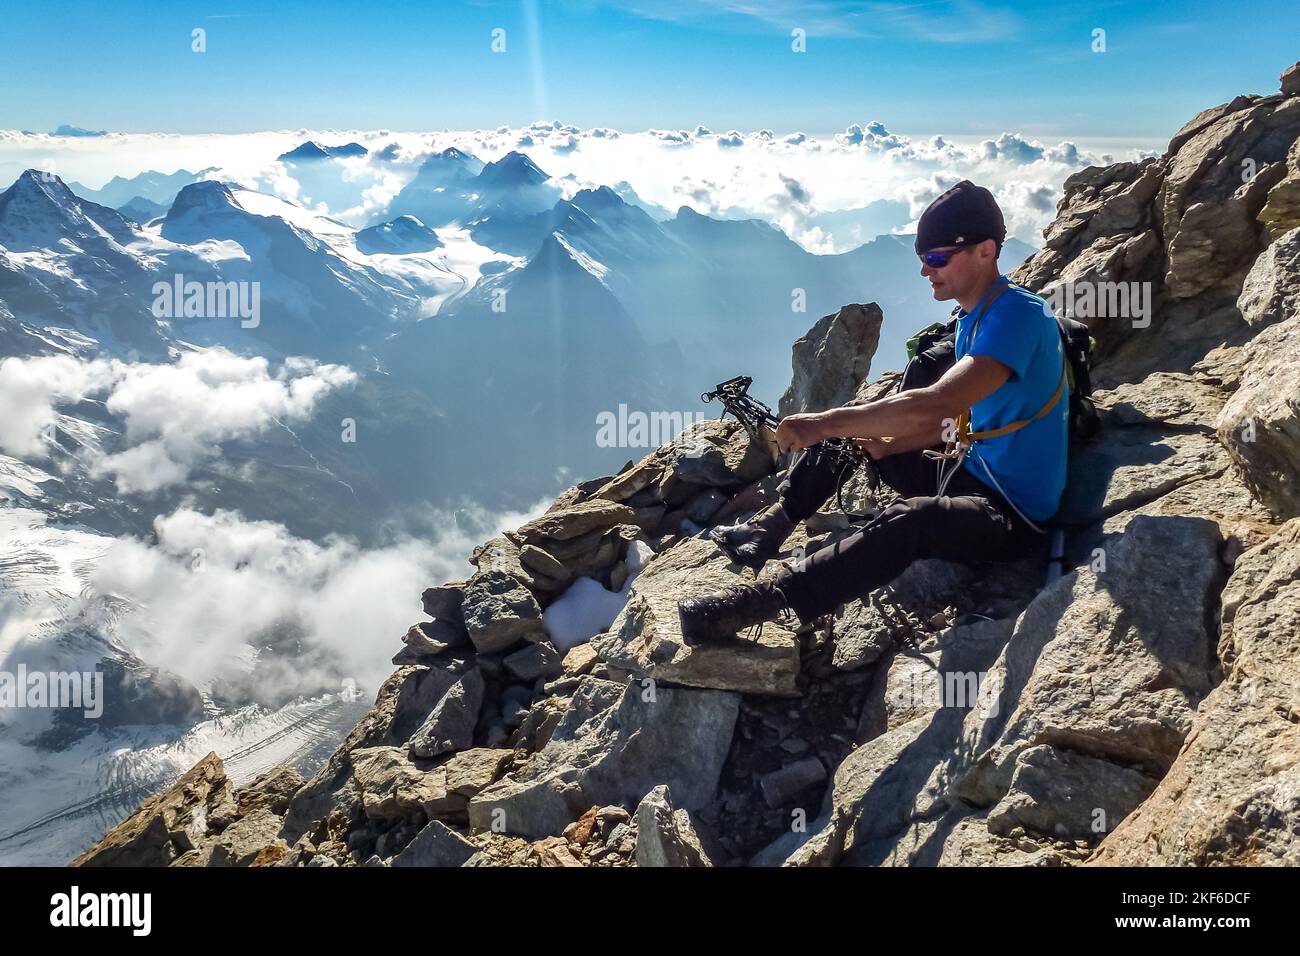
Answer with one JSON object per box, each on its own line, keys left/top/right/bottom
{"left": 82, "top": 66, "right": 1299, "bottom": 867}
{"left": 1215, "top": 226, "right": 1300, "bottom": 517}
{"left": 779, "top": 302, "right": 882, "bottom": 417}
{"left": 73, "top": 755, "right": 306, "bottom": 867}
{"left": 466, "top": 678, "right": 739, "bottom": 839}
{"left": 1013, "top": 63, "right": 1300, "bottom": 387}
{"left": 1089, "top": 519, "right": 1300, "bottom": 864}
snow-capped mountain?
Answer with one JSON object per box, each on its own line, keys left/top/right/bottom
{"left": 0, "top": 171, "right": 169, "bottom": 356}
{"left": 382, "top": 146, "right": 486, "bottom": 228}
{"left": 386, "top": 149, "right": 565, "bottom": 254}
{"left": 277, "top": 141, "right": 369, "bottom": 163}
{"left": 356, "top": 215, "right": 443, "bottom": 255}
{"left": 68, "top": 167, "right": 211, "bottom": 211}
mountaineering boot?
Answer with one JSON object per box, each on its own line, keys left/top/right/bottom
{"left": 707, "top": 501, "right": 797, "bottom": 570}
{"left": 677, "top": 579, "right": 794, "bottom": 644}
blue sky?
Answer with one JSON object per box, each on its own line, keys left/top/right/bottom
{"left": 2, "top": 0, "right": 1292, "bottom": 139}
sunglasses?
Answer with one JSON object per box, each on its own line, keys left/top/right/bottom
{"left": 919, "top": 245, "right": 971, "bottom": 268}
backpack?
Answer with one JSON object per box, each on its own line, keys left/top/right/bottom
{"left": 898, "top": 298, "right": 1098, "bottom": 445}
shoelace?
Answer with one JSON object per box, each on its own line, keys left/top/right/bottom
{"left": 741, "top": 583, "right": 798, "bottom": 642}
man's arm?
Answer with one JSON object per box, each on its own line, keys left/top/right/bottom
{"left": 775, "top": 355, "right": 1013, "bottom": 454}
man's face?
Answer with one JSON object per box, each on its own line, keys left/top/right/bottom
{"left": 918, "top": 240, "right": 992, "bottom": 301}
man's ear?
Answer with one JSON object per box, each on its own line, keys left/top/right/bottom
{"left": 977, "top": 238, "right": 998, "bottom": 262}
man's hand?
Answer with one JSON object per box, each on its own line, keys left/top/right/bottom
{"left": 775, "top": 414, "right": 824, "bottom": 455}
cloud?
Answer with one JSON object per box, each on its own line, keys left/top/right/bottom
{"left": 0, "top": 349, "right": 356, "bottom": 494}
{"left": 1, "top": 122, "right": 1153, "bottom": 252}
{"left": 837, "top": 120, "right": 912, "bottom": 154}
{"left": 980, "top": 132, "right": 1046, "bottom": 164}
{"left": 21, "top": 494, "right": 548, "bottom": 698}
{"left": 0, "top": 355, "right": 117, "bottom": 457}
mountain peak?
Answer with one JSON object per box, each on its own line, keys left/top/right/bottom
{"left": 572, "top": 185, "right": 623, "bottom": 210}
{"left": 162, "top": 180, "right": 242, "bottom": 225}
{"left": 478, "top": 151, "right": 550, "bottom": 189}
{"left": 0, "top": 169, "right": 133, "bottom": 250}
{"left": 278, "top": 141, "right": 369, "bottom": 163}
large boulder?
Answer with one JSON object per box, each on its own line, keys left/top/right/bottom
{"left": 592, "top": 535, "right": 801, "bottom": 696}
{"left": 778, "top": 302, "right": 882, "bottom": 417}
{"left": 467, "top": 677, "right": 739, "bottom": 839}
{"left": 955, "top": 516, "right": 1224, "bottom": 808}
{"left": 408, "top": 669, "right": 485, "bottom": 759}
{"left": 461, "top": 568, "right": 548, "bottom": 653}
{"left": 1259, "top": 136, "right": 1300, "bottom": 240}
{"left": 634, "top": 785, "right": 716, "bottom": 867}
{"left": 507, "top": 498, "right": 637, "bottom": 546}
{"left": 1090, "top": 519, "right": 1300, "bottom": 864}
{"left": 591, "top": 419, "right": 778, "bottom": 505}
{"left": 1013, "top": 88, "right": 1300, "bottom": 387}
{"left": 391, "top": 819, "right": 478, "bottom": 867}
{"left": 752, "top": 615, "right": 1014, "bottom": 867}
{"left": 1216, "top": 227, "right": 1300, "bottom": 517}
{"left": 351, "top": 746, "right": 511, "bottom": 825}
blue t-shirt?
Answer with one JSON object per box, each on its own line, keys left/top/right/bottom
{"left": 953, "top": 276, "right": 1068, "bottom": 522}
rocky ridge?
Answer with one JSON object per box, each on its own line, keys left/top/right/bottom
{"left": 75, "top": 65, "right": 1300, "bottom": 867}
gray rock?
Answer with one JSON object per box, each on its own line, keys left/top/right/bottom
{"left": 755, "top": 515, "right": 1223, "bottom": 867}
{"left": 391, "top": 819, "right": 478, "bottom": 867}
{"left": 420, "top": 582, "right": 465, "bottom": 626}
{"left": 1092, "top": 371, "right": 1227, "bottom": 429}
{"left": 684, "top": 488, "right": 728, "bottom": 525}
{"left": 73, "top": 752, "right": 233, "bottom": 867}
{"left": 593, "top": 535, "right": 801, "bottom": 697}
{"left": 206, "top": 807, "right": 287, "bottom": 867}
{"left": 1260, "top": 137, "right": 1300, "bottom": 240}
{"left": 350, "top": 746, "right": 510, "bottom": 825}
{"left": 1283, "top": 61, "right": 1300, "bottom": 97}
{"left": 1217, "top": 228, "right": 1300, "bottom": 518}
{"left": 518, "top": 544, "right": 572, "bottom": 582}
{"left": 1058, "top": 421, "right": 1228, "bottom": 523}
{"left": 461, "top": 568, "right": 547, "bottom": 654}
{"left": 409, "top": 669, "right": 485, "bottom": 759}
{"left": 666, "top": 419, "right": 777, "bottom": 489}
{"left": 779, "top": 302, "right": 882, "bottom": 417}
{"left": 955, "top": 515, "right": 1223, "bottom": 807}
{"left": 759, "top": 757, "right": 827, "bottom": 809}
{"left": 634, "top": 785, "right": 714, "bottom": 867}
{"left": 467, "top": 677, "right": 739, "bottom": 839}
{"left": 504, "top": 641, "right": 563, "bottom": 683}
{"left": 1091, "top": 518, "right": 1300, "bottom": 865}
{"left": 392, "top": 619, "right": 470, "bottom": 664}
{"left": 507, "top": 498, "right": 637, "bottom": 546}
{"left": 985, "top": 745, "right": 1158, "bottom": 842}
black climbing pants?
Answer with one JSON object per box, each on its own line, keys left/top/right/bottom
{"left": 769, "top": 442, "right": 1046, "bottom": 624}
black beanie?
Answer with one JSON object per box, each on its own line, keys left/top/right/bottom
{"left": 915, "top": 180, "right": 1006, "bottom": 254}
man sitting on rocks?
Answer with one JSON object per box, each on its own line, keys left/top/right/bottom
{"left": 678, "top": 180, "right": 1069, "bottom": 642}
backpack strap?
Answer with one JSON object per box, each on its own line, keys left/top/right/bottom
{"left": 954, "top": 278, "right": 1067, "bottom": 444}
{"left": 957, "top": 363, "right": 1067, "bottom": 441}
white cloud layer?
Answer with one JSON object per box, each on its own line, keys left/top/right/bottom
{"left": 1, "top": 121, "right": 1157, "bottom": 253}
{"left": 0, "top": 349, "right": 356, "bottom": 493}
{"left": 89, "top": 499, "right": 548, "bottom": 694}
